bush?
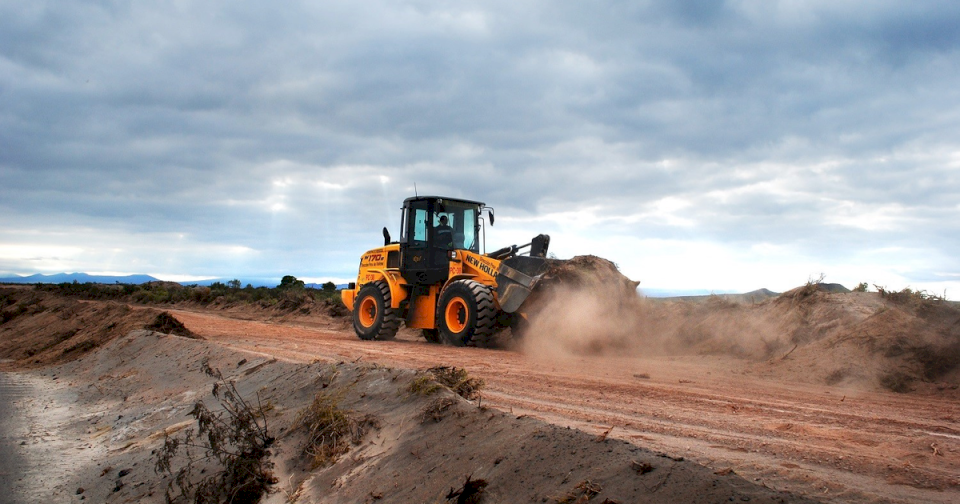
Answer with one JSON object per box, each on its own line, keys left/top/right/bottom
{"left": 293, "top": 391, "right": 378, "bottom": 469}
{"left": 874, "top": 285, "right": 944, "bottom": 307}
{"left": 278, "top": 275, "right": 305, "bottom": 290}
{"left": 410, "top": 366, "right": 484, "bottom": 400}
{"left": 34, "top": 279, "right": 347, "bottom": 312}
{"left": 155, "top": 362, "right": 276, "bottom": 503}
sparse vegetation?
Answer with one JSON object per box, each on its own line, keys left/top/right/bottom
{"left": 554, "top": 480, "right": 603, "bottom": 503}
{"left": 292, "top": 390, "right": 379, "bottom": 469}
{"left": 854, "top": 282, "right": 869, "bottom": 292}
{"left": 874, "top": 285, "right": 945, "bottom": 307}
{"left": 32, "top": 278, "right": 345, "bottom": 313}
{"left": 421, "top": 396, "right": 459, "bottom": 423}
{"left": 278, "top": 275, "right": 305, "bottom": 290}
{"left": 410, "top": 374, "right": 444, "bottom": 396}
{"left": 1, "top": 303, "right": 28, "bottom": 324}
{"left": 155, "top": 361, "right": 276, "bottom": 504}
{"left": 410, "top": 366, "right": 484, "bottom": 400}
{"left": 797, "top": 273, "right": 826, "bottom": 297}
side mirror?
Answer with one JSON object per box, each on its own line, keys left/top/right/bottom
{"left": 488, "top": 209, "right": 495, "bottom": 226}
{"left": 382, "top": 227, "right": 391, "bottom": 246}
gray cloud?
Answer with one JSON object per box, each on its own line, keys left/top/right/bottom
{"left": 1, "top": 0, "right": 959, "bottom": 293}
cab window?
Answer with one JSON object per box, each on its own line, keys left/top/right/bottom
{"left": 412, "top": 208, "right": 427, "bottom": 244}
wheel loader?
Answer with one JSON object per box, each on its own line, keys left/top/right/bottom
{"left": 340, "top": 196, "right": 554, "bottom": 346}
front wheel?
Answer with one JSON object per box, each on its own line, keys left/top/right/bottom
{"left": 352, "top": 281, "right": 400, "bottom": 341}
{"left": 437, "top": 280, "right": 496, "bottom": 346}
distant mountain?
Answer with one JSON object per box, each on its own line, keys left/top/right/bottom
{"left": 819, "top": 283, "right": 851, "bottom": 293}
{"left": 0, "top": 272, "right": 160, "bottom": 285}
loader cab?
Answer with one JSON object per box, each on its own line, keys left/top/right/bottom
{"left": 399, "top": 196, "right": 483, "bottom": 285}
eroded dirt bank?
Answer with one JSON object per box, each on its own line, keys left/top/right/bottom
{"left": 0, "top": 329, "right": 812, "bottom": 504}
{"left": 2, "top": 286, "right": 959, "bottom": 503}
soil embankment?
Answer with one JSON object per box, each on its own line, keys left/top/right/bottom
{"left": 2, "top": 284, "right": 959, "bottom": 503}
{"left": 1, "top": 328, "right": 814, "bottom": 503}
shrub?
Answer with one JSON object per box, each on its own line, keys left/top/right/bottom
{"left": 278, "top": 275, "right": 305, "bottom": 290}
{"left": 155, "top": 362, "right": 276, "bottom": 503}
{"left": 411, "top": 367, "right": 484, "bottom": 400}
{"left": 293, "top": 391, "right": 378, "bottom": 469}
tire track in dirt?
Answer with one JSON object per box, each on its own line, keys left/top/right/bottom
{"left": 167, "top": 308, "right": 960, "bottom": 504}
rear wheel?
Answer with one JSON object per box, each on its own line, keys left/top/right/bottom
{"left": 437, "top": 280, "right": 496, "bottom": 346}
{"left": 352, "top": 281, "right": 400, "bottom": 341}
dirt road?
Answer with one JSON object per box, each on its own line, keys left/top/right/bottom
{"left": 168, "top": 308, "right": 960, "bottom": 504}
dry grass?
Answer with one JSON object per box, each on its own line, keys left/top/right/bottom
{"left": 874, "top": 285, "right": 945, "bottom": 307}
{"left": 420, "top": 396, "right": 459, "bottom": 424}
{"left": 411, "top": 366, "right": 484, "bottom": 400}
{"left": 409, "top": 374, "right": 444, "bottom": 396}
{"left": 293, "top": 391, "right": 378, "bottom": 469}
{"left": 554, "top": 480, "right": 603, "bottom": 503}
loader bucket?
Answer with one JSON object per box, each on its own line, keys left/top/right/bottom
{"left": 495, "top": 255, "right": 556, "bottom": 313}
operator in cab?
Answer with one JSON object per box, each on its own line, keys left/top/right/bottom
{"left": 435, "top": 215, "right": 454, "bottom": 248}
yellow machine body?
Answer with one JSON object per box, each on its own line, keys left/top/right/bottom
{"left": 342, "top": 245, "right": 503, "bottom": 331}
{"left": 342, "top": 195, "right": 552, "bottom": 346}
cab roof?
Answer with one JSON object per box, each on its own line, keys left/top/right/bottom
{"left": 402, "top": 196, "right": 486, "bottom": 207}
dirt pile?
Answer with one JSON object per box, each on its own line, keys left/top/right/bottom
{"left": 144, "top": 312, "right": 200, "bottom": 338}
{"left": 519, "top": 255, "right": 645, "bottom": 357}
{"left": 761, "top": 288, "right": 960, "bottom": 392}
{"left": 515, "top": 263, "right": 960, "bottom": 392}
{"left": 2, "top": 328, "right": 816, "bottom": 503}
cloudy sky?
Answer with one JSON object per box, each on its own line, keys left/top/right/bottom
{"left": 2, "top": 0, "right": 959, "bottom": 296}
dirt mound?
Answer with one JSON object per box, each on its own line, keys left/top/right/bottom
{"left": 761, "top": 290, "right": 960, "bottom": 392}
{"left": 2, "top": 330, "right": 816, "bottom": 503}
{"left": 539, "top": 255, "right": 641, "bottom": 297}
{"left": 515, "top": 268, "right": 960, "bottom": 393}
{"left": 144, "top": 312, "right": 200, "bottom": 338}
{"left": 519, "top": 255, "right": 645, "bottom": 356}
{"left": 0, "top": 288, "right": 159, "bottom": 368}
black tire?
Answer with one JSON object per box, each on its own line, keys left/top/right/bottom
{"left": 437, "top": 280, "right": 497, "bottom": 347}
{"left": 352, "top": 281, "right": 400, "bottom": 341}
{"left": 422, "top": 329, "right": 441, "bottom": 344}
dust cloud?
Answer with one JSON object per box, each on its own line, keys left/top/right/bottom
{"left": 514, "top": 257, "right": 960, "bottom": 392}
{"left": 517, "top": 255, "right": 786, "bottom": 362}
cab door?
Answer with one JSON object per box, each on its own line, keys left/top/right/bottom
{"left": 399, "top": 199, "right": 449, "bottom": 285}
